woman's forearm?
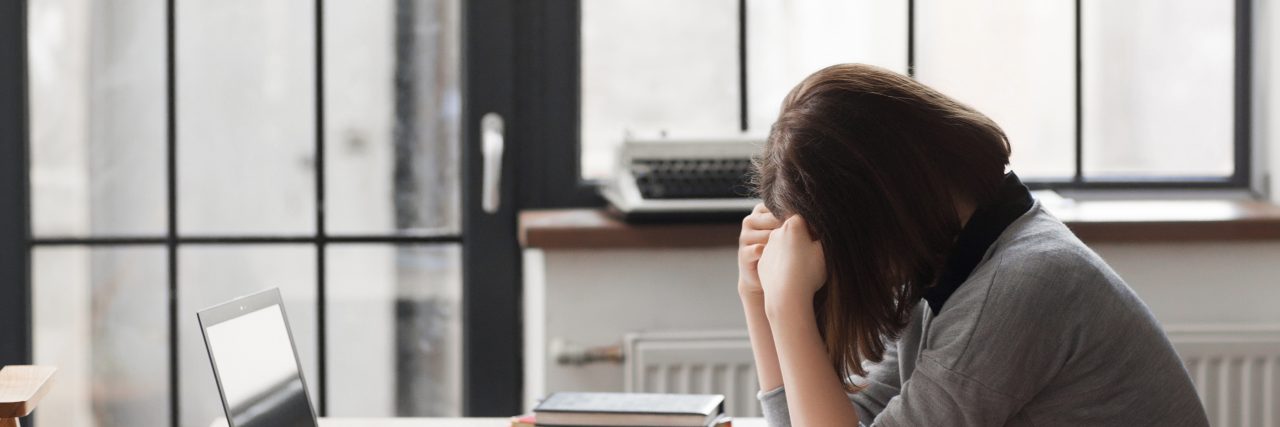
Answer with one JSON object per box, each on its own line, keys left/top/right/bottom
{"left": 742, "top": 291, "right": 784, "bottom": 391}
{"left": 768, "top": 297, "right": 860, "bottom": 427}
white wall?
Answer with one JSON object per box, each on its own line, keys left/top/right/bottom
{"left": 524, "top": 240, "right": 1280, "bottom": 409}
{"left": 524, "top": 247, "right": 742, "bottom": 410}
{"left": 1093, "top": 242, "right": 1280, "bottom": 324}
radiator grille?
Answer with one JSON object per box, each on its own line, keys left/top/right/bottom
{"left": 624, "top": 326, "right": 1280, "bottom": 425}
{"left": 624, "top": 330, "right": 760, "bottom": 417}
{"left": 1170, "top": 326, "right": 1280, "bottom": 427}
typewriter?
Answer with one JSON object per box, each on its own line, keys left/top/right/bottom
{"left": 599, "top": 135, "right": 763, "bottom": 222}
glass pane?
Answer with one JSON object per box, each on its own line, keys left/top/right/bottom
{"left": 28, "top": 0, "right": 167, "bottom": 237}
{"left": 325, "top": 0, "right": 461, "bottom": 235}
{"left": 916, "top": 0, "right": 1076, "bottom": 179}
{"left": 178, "top": 0, "right": 317, "bottom": 234}
{"left": 747, "top": 0, "right": 908, "bottom": 131}
{"left": 178, "top": 245, "right": 318, "bottom": 427}
{"left": 326, "top": 245, "right": 462, "bottom": 417}
{"left": 33, "top": 246, "right": 169, "bottom": 426}
{"left": 580, "top": 0, "right": 741, "bottom": 179}
{"left": 1082, "top": 0, "right": 1234, "bottom": 177}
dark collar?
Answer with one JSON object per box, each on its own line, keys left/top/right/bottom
{"left": 922, "top": 172, "right": 1034, "bottom": 315}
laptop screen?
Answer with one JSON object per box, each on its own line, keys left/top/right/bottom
{"left": 204, "top": 303, "right": 317, "bottom": 427}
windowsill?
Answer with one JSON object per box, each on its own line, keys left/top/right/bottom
{"left": 519, "top": 199, "right": 1280, "bottom": 249}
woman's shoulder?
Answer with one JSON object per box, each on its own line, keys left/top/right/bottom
{"left": 924, "top": 204, "right": 1142, "bottom": 367}
{"left": 970, "top": 203, "right": 1111, "bottom": 285}
{"left": 973, "top": 204, "right": 1132, "bottom": 313}
{"left": 918, "top": 204, "right": 1183, "bottom": 404}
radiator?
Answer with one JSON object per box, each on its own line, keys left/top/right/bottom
{"left": 624, "top": 330, "right": 761, "bottom": 417}
{"left": 1168, "top": 325, "right": 1280, "bottom": 427}
{"left": 625, "top": 326, "right": 1280, "bottom": 425}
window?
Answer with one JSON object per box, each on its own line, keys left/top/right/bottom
{"left": 1082, "top": 0, "right": 1237, "bottom": 178}
{"left": 580, "top": 0, "right": 908, "bottom": 180}
{"left": 577, "top": 0, "right": 1249, "bottom": 189}
{"left": 915, "top": 0, "right": 1076, "bottom": 179}
{"left": 26, "top": 0, "right": 464, "bottom": 425}
{"left": 579, "top": 0, "right": 743, "bottom": 180}
{"left": 745, "top": 0, "right": 908, "bottom": 132}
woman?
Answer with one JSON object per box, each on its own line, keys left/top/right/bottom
{"left": 739, "top": 64, "right": 1207, "bottom": 426}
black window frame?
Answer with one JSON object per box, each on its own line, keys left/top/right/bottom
{"left": 1, "top": 0, "right": 527, "bottom": 425}
{"left": 517, "top": 0, "right": 1254, "bottom": 210}
{"left": 0, "top": 0, "right": 33, "bottom": 412}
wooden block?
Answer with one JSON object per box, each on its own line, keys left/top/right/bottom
{"left": 0, "top": 366, "right": 57, "bottom": 419}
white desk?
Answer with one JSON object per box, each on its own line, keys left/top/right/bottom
{"left": 215, "top": 417, "right": 767, "bottom": 426}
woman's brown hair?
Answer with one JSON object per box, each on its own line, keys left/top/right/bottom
{"left": 754, "top": 63, "right": 1011, "bottom": 388}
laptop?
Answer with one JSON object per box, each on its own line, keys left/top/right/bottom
{"left": 198, "top": 288, "right": 319, "bottom": 427}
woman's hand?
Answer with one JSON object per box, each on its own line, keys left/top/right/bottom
{"left": 738, "top": 204, "right": 782, "bottom": 300}
{"left": 758, "top": 215, "right": 827, "bottom": 314}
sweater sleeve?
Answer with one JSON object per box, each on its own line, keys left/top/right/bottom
{"left": 758, "top": 387, "right": 867, "bottom": 427}
{"left": 761, "top": 355, "right": 1025, "bottom": 427}
{"left": 757, "top": 385, "right": 792, "bottom": 427}
{"left": 756, "top": 340, "right": 902, "bottom": 426}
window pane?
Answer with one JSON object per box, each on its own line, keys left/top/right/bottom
{"left": 580, "top": 0, "right": 741, "bottom": 179}
{"left": 325, "top": 0, "right": 461, "bottom": 235}
{"left": 33, "top": 246, "right": 169, "bottom": 426}
{"left": 747, "top": 0, "right": 908, "bottom": 131}
{"left": 326, "top": 245, "right": 462, "bottom": 417}
{"left": 178, "top": 245, "right": 318, "bottom": 427}
{"left": 1082, "top": 0, "right": 1234, "bottom": 177}
{"left": 916, "top": 0, "right": 1076, "bottom": 179}
{"left": 29, "top": 0, "right": 167, "bottom": 237}
{"left": 178, "top": 0, "right": 317, "bottom": 234}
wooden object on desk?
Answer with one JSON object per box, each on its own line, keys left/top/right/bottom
{"left": 0, "top": 366, "right": 57, "bottom": 427}
{"left": 520, "top": 209, "right": 739, "bottom": 249}
{"left": 211, "top": 417, "right": 767, "bottom": 426}
{"left": 1049, "top": 199, "right": 1280, "bottom": 243}
{"left": 519, "top": 200, "right": 1280, "bottom": 249}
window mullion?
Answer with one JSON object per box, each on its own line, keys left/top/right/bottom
{"left": 1073, "top": 0, "right": 1084, "bottom": 184}
{"left": 313, "top": 0, "right": 329, "bottom": 416}
{"left": 164, "top": 0, "right": 180, "bottom": 425}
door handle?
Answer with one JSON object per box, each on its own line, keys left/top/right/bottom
{"left": 481, "top": 113, "right": 505, "bottom": 214}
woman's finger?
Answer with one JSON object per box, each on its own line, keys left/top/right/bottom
{"left": 739, "top": 228, "right": 772, "bottom": 246}
{"left": 748, "top": 243, "right": 765, "bottom": 262}
{"left": 744, "top": 211, "right": 782, "bottom": 231}
{"left": 739, "top": 243, "right": 765, "bottom": 264}
{"left": 767, "top": 227, "right": 785, "bottom": 245}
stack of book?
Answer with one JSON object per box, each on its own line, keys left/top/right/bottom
{"left": 525, "top": 392, "right": 730, "bottom": 426}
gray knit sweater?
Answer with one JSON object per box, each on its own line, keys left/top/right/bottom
{"left": 758, "top": 202, "right": 1208, "bottom": 426}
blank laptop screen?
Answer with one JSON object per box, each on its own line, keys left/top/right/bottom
{"left": 205, "top": 304, "right": 317, "bottom": 427}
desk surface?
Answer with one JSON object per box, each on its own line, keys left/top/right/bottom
{"left": 215, "top": 417, "right": 767, "bottom": 427}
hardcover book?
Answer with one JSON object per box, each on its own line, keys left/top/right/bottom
{"left": 533, "top": 392, "right": 726, "bottom": 426}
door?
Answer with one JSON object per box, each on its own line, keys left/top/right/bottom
{"left": 462, "top": 0, "right": 523, "bottom": 417}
